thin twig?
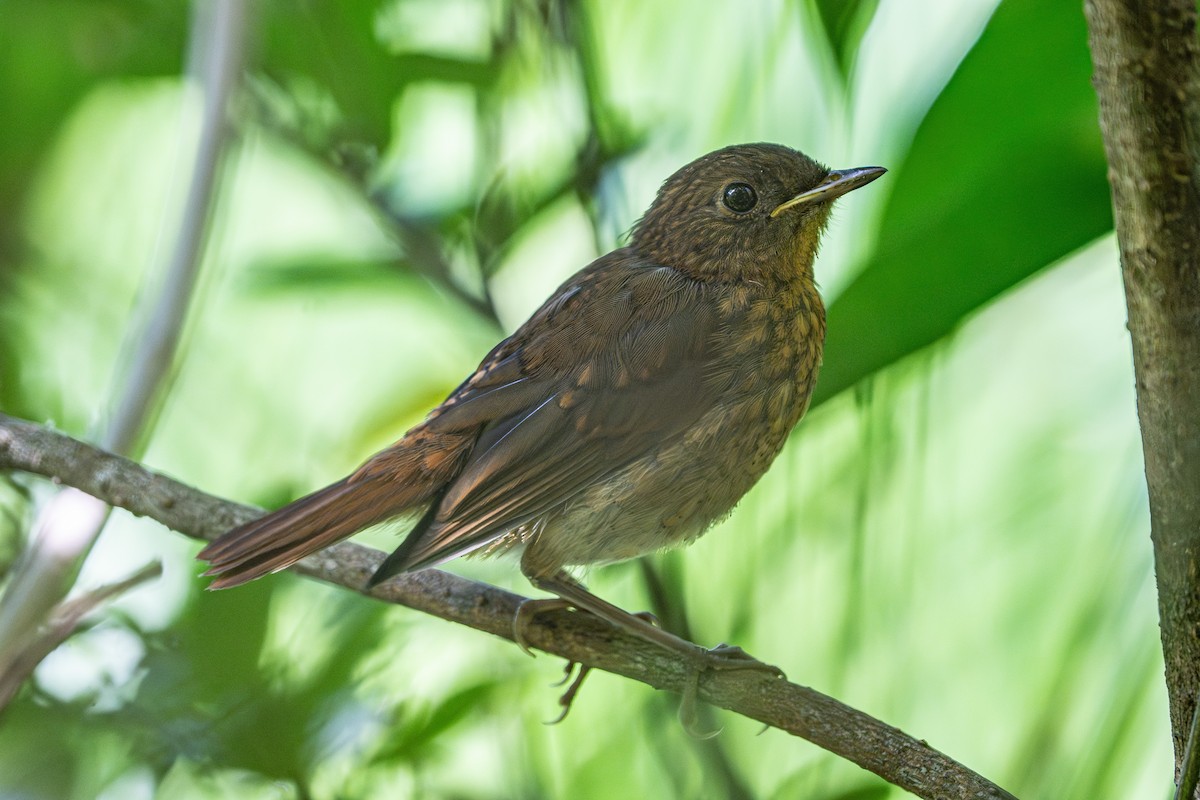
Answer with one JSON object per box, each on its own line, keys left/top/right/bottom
{"left": 0, "top": 0, "right": 245, "bottom": 706}
{"left": 104, "top": 0, "right": 244, "bottom": 455}
{"left": 0, "top": 560, "right": 163, "bottom": 710}
{"left": 0, "top": 412, "right": 1017, "bottom": 800}
{"left": 381, "top": 210, "right": 502, "bottom": 325}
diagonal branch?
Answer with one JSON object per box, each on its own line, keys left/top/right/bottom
{"left": 0, "top": 412, "right": 1016, "bottom": 800}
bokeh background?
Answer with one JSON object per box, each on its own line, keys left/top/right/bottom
{"left": 0, "top": 0, "right": 1168, "bottom": 797}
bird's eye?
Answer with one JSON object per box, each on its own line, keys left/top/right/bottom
{"left": 722, "top": 182, "right": 758, "bottom": 214}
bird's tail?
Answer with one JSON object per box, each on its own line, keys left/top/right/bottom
{"left": 198, "top": 432, "right": 472, "bottom": 589}
{"left": 198, "top": 476, "right": 397, "bottom": 589}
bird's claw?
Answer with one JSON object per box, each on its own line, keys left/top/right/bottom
{"left": 545, "top": 661, "right": 592, "bottom": 725}
{"left": 701, "top": 643, "right": 787, "bottom": 679}
{"left": 679, "top": 669, "right": 722, "bottom": 739}
{"left": 632, "top": 610, "right": 661, "bottom": 628}
{"left": 514, "top": 599, "right": 597, "bottom": 723}
{"left": 512, "top": 597, "right": 573, "bottom": 657}
{"left": 678, "top": 643, "right": 785, "bottom": 738}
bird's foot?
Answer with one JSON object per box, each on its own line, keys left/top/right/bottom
{"left": 545, "top": 660, "right": 592, "bottom": 725}
{"left": 514, "top": 598, "right": 660, "bottom": 657}
{"left": 512, "top": 597, "right": 572, "bottom": 657}
{"left": 695, "top": 642, "right": 786, "bottom": 677}
{"left": 514, "top": 599, "right": 660, "bottom": 721}
{"left": 514, "top": 585, "right": 783, "bottom": 734}
{"left": 678, "top": 644, "right": 785, "bottom": 738}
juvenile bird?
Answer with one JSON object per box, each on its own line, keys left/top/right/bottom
{"left": 199, "top": 143, "right": 884, "bottom": 680}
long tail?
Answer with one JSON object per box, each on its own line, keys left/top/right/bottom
{"left": 198, "top": 429, "right": 474, "bottom": 589}
{"left": 198, "top": 475, "right": 406, "bottom": 589}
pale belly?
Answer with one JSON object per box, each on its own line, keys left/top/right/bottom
{"left": 518, "top": 380, "right": 812, "bottom": 575}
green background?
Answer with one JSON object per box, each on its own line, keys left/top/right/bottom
{"left": 0, "top": 0, "right": 1166, "bottom": 797}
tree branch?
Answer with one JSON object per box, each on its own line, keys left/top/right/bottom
{"left": 1084, "top": 1, "right": 1200, "bottom": 787}
{"left": 0, "top": 412, "right": 1015, "bottom": 800}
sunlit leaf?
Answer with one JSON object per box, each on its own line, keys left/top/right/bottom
{"left": 0, "top": 0, "right": 183, "bottom": 415}
{"left": 369, "top": 681, "right": 500, "bottom": 766}
{"left": 809, "top": 0, "right": 881, "bottom": 76}
{"left": 814, "top": 0, "right": 1112, "bottom": 405}
{"left": 257, "top": 0, "right": 497, "bottom": 157}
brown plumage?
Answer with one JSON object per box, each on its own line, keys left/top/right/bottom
{"left": 199, "top": 144, "right": 884, "bottom": 662}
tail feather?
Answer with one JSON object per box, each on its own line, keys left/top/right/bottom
{"left": 200, "top": 475, "right": 415, "bottom": 589}
{"left": 200, "top": 424, "right": 478, "bottom": 590}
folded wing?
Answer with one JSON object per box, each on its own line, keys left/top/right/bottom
{"left": 370, "top": 259, "right": 721, "bottom": 582}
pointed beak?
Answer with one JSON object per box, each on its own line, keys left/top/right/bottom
{"left": 770, "top": 165, "right": 887, "bottom": 218}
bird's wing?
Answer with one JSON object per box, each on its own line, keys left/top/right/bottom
{"left": 370, "top": 255, "right": 723, "bottom": 580}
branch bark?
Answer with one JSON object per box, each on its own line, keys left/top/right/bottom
{"left": 0, "top": 412, "right": 1016, "bottom": 800}
{"left": 1084, "top": 0, "right": 1200, "bottom": 790}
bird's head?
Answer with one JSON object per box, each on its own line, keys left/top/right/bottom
{"left": 632, "top": 143, "right": 885, "bottom": 283}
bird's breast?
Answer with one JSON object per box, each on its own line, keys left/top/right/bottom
{"left": 514, "top": 274, "right": 829, "bottom": 567}
{"left": 709, "top": 277, "right": 826, "bottom": 406}
{"left": 639, "top": 279, "right": 827, "bottom": 537}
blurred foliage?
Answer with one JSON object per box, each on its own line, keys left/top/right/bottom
{"left": 0, "top": 0, "right": 1171, "bottom": 798}
{"left": 808, "top": 0, "right": 880, "bottom": 78}
{"left": 814, "top": 0, "right": 1112, "bottom": 405}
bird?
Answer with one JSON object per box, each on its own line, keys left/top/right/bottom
{"left": 199, "top": 143, "right": 884, "bottom": 686}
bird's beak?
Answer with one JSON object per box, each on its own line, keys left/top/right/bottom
{"left": 770, "top": 165, "right": 887, "bottom": 218}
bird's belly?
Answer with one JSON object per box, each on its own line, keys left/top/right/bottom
{"left": 522, "top": 380, "right": 810, "bottom": 572}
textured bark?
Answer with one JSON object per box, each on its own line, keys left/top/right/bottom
{"left": 1084, "top": 0, "right": 1200, "bottom": 785}
{"left": 0, "top": 412, "right": 1015, "bottom": 800}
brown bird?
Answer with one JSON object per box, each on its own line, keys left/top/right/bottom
{"left": 199, "top": 143, "right": 884, "bottom": 679}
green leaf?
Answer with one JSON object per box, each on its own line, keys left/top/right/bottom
{"left": 813, "top": 0, "right": 1113, "bottom": 406}
{"left": 257, "top": 0, "right": 497, "bottom": 157}
{"left": 809, "top": 0, "right": 881, "bottom": 76}
{"left": 369, "top": 680, "right": 500, "bottom": 766}
{"left": 123, "top": 579, "right": 393, "bottom": 787}
{"left": 238, "top": 257, "right": 412, "bottom": 292}
{"left": 0, "top": 0, "right": 184, "bottom": 415}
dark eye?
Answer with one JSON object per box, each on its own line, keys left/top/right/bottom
{"left": 722, "top": 182, "right": 758, "bottom": 213}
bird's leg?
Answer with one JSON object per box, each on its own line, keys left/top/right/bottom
{"left": 518, "top": 569, "right": 784, "bottom": 733}
{"left": 514, "top": 581, "right": 658, "bottom": 721}
{"left": 545, "top": 661, "right": 592, "bottom": 725}
{"left": 527, "top": 570, "right": 780, "bottom": 671}
{"left": 514, "top": 591, "right": 659, "bottom": 654}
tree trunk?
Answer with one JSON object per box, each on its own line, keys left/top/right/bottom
{"left": 1084, "top": 0, "right": 1200, "bottom": 787}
